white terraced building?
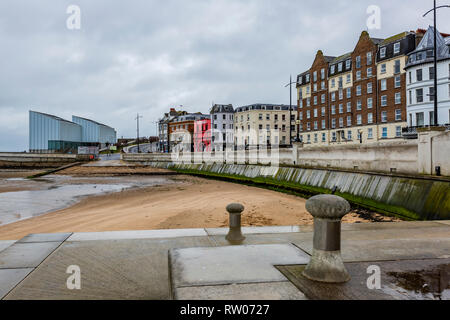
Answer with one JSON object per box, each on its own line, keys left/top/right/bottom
{"left": 405, "top": 26, "right": 450, "bottom": 128}
{"left": 210, "top": 104, "right": 234, "bottom": 152}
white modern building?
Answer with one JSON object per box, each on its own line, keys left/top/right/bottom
{"left": 210, "top": 104, "right": 234, "bottom": 151}
{"left": 72, "top": 116, "right": 117, "bottom": 148}
{"left": 405, "top": 26, "right": 450, "bottom": 128}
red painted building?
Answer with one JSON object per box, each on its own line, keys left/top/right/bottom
{"left": 193, "top": 119, "right": 212, "bottom": 152}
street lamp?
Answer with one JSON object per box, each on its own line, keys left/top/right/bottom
{"left": 135, "top": 113, "right": 143, "bottom": 153}
{"left": 423, "top": 0, "right": 450, "bottom": 126}
{"left": 285, "top": 75, "right": 298, "bottom": 146}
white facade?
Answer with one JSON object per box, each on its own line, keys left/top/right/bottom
{"left": 406, "top": 60, "right": 450, "bottom": 126}
{"left": 405, "top": 27, "right": 450, "bottom": 127}
{"left": 210, "top": 104, "right": 234, "bottom": 151}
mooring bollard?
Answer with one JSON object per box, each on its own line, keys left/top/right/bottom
{"left": 302, "top": 194, "right": 351, "bottom": 283}
{"left": 225, "top": 203, "right": 245, "bottom": 244}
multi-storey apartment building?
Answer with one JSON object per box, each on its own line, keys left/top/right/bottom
{"left": 405, "top": 26, "right": 450, "bottom": 129}
{"left": 210, "top": 104, "right": 235, "bottom": 152}
{"left": 158, "top": 108, "right": 187, "bottom": 152}
{"left": 169, "top": 113, "right": 209, "bottom": 152}
{"left": 234, "top": 104, "right": 298, "bottom": 148}
{"left": 297, "top": 30, "right": 423, "bottom": 146}
{"left": 193, "top": 118, "right": 212, "bottom": 152}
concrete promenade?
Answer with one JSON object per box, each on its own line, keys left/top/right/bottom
{"left": 0, "top": 221, "right": 449, "bottom": 300}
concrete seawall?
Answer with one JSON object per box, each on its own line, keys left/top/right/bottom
{"left": 139, "top": 161, "right": 450, "bottom": 221}
{"left": 0, "top": 153, "right": 91, "bottom": 169}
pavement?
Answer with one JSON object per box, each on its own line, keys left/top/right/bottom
{"left": 0, "top": 221, "right": 449, "bottom": 300}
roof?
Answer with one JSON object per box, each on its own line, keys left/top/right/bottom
{"left": 381, "top": 32, "right": 409, "bottom": 45}
{"left": 323, "top": 55, "right": 337, "bottom": 63}
{"left": 30, "top": 110, "right": 78, "bottom": 125}
{"left": 330, "top": 52, "right": 352, "bottom": 64}
{"left": 210, "top": 104, "right": 234, "bottom": 114}
{"left": 72, "top": 115, "right": 114, "bottom": 130}
{"left": 407, "top": 26, "right": 450, "bottom": 65}
{"left": 371, "top": 37, "right": 385, "bottom": 45}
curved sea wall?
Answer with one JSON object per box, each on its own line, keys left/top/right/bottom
{"left": 143, "top": 161, "right": 450, "bottom": 221}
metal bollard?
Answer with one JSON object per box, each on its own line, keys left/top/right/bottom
{"left": 225, "top": 203, "right": 245, "bottom": 244}
{"left": 302, "top": 194, "right": 351, "bottom": 283}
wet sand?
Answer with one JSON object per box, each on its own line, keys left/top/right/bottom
{"left": 0, "top": 174, "right": 399, "bottom": 240}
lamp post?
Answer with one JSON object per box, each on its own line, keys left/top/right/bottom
{"left": 135, "top": 113, "right": 143, "bottom": 153}
{"left": 285, "top": 75, "right": 298, "bottom": 146}
{"left": 423, "top": 1, "right": 450, "bottom": 126}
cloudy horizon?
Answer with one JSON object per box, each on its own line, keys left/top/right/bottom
{"left": 1, "top": 0, "right": 449, "bottom": 151}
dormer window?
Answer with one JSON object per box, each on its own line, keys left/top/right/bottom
{"left": 380, "top": 47, "right": 386, "bottom": 59}
{"left": 331, "top": 65, "right": 335, "bottom": 74}
{"left": 346, "top": 59, "right": 351, "bottom": 69}
{"left": 394, "top": 42, "right": 401, "bottom": 54}
{"left": 338, "top": 62, "right": 343, "bottom": 72}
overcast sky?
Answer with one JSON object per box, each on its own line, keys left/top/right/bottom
{"left": 1, "top": 0, "right": 449, "bottom": 151}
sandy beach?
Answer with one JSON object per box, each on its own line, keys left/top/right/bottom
{"left": 0, "top": 169, "right": 400, "bottom": 240}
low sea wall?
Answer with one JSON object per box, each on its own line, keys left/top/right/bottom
{"left": 0, "top": 153, "right": 91, "bottom": 169}
{"left": 137, "top": 161, "right": 450, "bottom": 221}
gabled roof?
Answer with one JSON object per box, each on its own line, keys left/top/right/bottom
{"left": 371, "top": 37, "right": 385, "bottom": 45}
{"left": 210, "top": 104, "right": 234, "bottom": 114}
{"left": 323, "top": 55, "right": 337, "bottom": 63}
{"left": 407, "top": 26, "right": 450, "bottom": 66}
{"left": 330, "top": 52, "right": 352, "bottom": 64}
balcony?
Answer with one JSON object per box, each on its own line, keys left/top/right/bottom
{"left": 402, "top": 124, "right": 450, "bottom": 139}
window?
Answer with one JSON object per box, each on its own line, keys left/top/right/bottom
{"left": 409, "top": 90, "right": 412, "bottom": 104}
{"left": 321, "top": 68, "right": 325, "bottom": 80}
{"left": 357, "top": 100, "right": 362, "bottom": 110}
{"left": 381, "top": 64, "right": 386, "bottom": 74}
{"left": 367, "top": 82, "right": 373, "bottom": 94}
{"left": 306, "top": 110, "right": 311, "bottom": 119}
{"left": 307, "top": 98, "right": 311, "bottom": 107}
{"left": 356, "top": 56, "right": 361, "bottom": 68}
{"left": 347, "top": 130, "right": 352, "bottom": 140}
{"left": 346, "top": 74, "right": 351, "bottom": 83}
{"left": 321, "top": 119, "right": 326, "bottom": 129}
{"left": 381, "top": 79, "right": 387, "bottom": 91}
{"left": 331, "top": 92, "right": 336, "bottom": 102}
{"left": 338, "top": 62, "right": 343, "bottom": 72}
{"left": 321, "top": 107, "right": 325, "bottom": 116}
{"left": 259, "top": 114, "right": 263, "bottom": 120}
{"left": 368, "top": 128, "right": 373, "bottom": 139}
{"left": 396, "top": 126, "right": 402, "bottom": 137}
{"left": 394, "top": 60, "right": 401, "bottom": 74}
{"left": 380, "top": 47, "right": 386, "bottom": 59}
{"left": 346, "top": 59, "right": 351, "bottom": 69}
{"left": 313, "top": 83, "right": 317, "bottom": 92}
{"left": 332, "top": 119, "right": 336, "bottom": 129}
{"left": 314, "top": 109, "right": 318, "bottom": 117}
{"left": 416, "top": 69, "right": 423, "bottom": 81}
{"left": 356, "top": 70, "right": 361, "bottom": 80}
{"left": 321, "top": 81, "right": 325, "bottom": 90}
{"left": 346, "top": 88, "right": 351, "bottom": 98}
{"left": 382, "top": 127, "right": 388, "bottom": 138}
{"left": 381, "top": 111, "right": 387, "bottom": 122}
{"left": 347, "top": 115, "right": 352, "bottom": 126}
{"left": 314, "top": 96, "right": 318, "bottom": 105}
{"left": 314, "top": 133, "right": 318, "bottom": 142}
{"left": 429, "top": 87, "right": 435, "bottom": 102}
{"left": 394, "top": 42, "right": 400, "bottom": 54}
{"left": 266, "top": 114, "right": 270, "bottom": 120}
{"left": 381, "top": 95, "right": 387, "bottom": 106}
{"left": 259, "top": 124, "right": 263, "bottom": 130}
{"left": 409, "top": 72, "right": 412, "bottom": 84}
{"left": 331, "top": 105, "right": 336, "bottom": 115}
{"left": 367, "top": 67, "right": 372, "bottom": 77}
{"left": 357, "top": 114, "right": 362, "bottom": 125}
{"left": 367, "top": 52, "right": 372, "bottom": 65}
{"left": 321, "top": 94, "right": 325, "bottom": 103}
{"left": 395, "top": 92, "right": 401, "bottom": 104}
{"left": 339, "top": 104, "right": 343, "bottom": 114}
{"left": 332, "top": 131, "right": 336, "bottom": 141}
{"left": 339, "top": 90, "right": 343, "bottom": 100}
{"left": 322, "top": 133, "right": 326, "bottom": 142}
{"left": 395, "top": 109, "right": 402, "bottom": 121}
{"left": 368, "top": 113, "right": 373, "bottom": 124}
{"left": 306, "top": 86, "right": 310, "bottom": 94}
{"left": 331, "top": 65, "right": 335, "bottom": 74}
{"left": 367, "top": 98, "right": 373, "bottom": 109}
{"left": 338, "top": 77, "right": 343, "bottom": 88}
{"left": 331, "top": 79, "right": 335, "bottom": 88}
{"left": 306, "top": 74, "right": 310, "bottom": 82}
{"left": 429, "top": 67, "right": 435, "bottom": 80}
{"left": 416, "top": 112, "right": 424, "bottom": 126}
{"left": 395, "top": 76, "right": 401, "bottom": 88}
{"left": 356, "top": 85, "right": 362, "bottom": 96}
{"left": 346, "top": 102, "right": 352, "bottom": 113}
{"left": 416, "top": 88, "right": 423, "bottom": 103}
{"left": 339, "top": 118, "right": 344, "bottom": 127}
{"left": 313, "top": 71, "right": 317, "bottom": 82}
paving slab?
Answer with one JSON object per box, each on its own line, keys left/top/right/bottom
{"left": 211, "top": 232, "right": 313, "bottom": 248}
{"left": 278, "top": 258, "right": 450, "bottom": 300}
{"left": 67, "top": 229, "right": 208, "bottom": 242}
{"left": 17, "top": 233, "right": 72, "bottom": 243}
{"left": 0, "top": 268, "right": 33, "bottom": 299}
{"left": 0, "top": 242, "right": 61, "bottom": 269}
{"left": 340, "top": 226, "right": 450, "bottom": 241}
{"left": 170, "top": 244, "right": 310, "bottom": 289}
{"left": 292, "top": 238, "right": 450, "bottom": 262}
{"left": 5, "top": 236, "right": 215, "bottom": 300}
{"left": 174, "top": 281, "right": 307, "bottom": 300}
{"left": 341, "top": 221, "right": 445, "bottom": 231}
{"left": 0, "top": 241, "right": 16, "bottom": 253}
{"left": 205, "top": 226, "right": 302, "bottom": 236}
